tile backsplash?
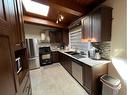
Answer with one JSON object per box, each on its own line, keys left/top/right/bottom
{"left": 92, "top": 41, "right": 111, "bottom": 59}
{"left": 39, "top": 42, "right": 60, "bottom": 51}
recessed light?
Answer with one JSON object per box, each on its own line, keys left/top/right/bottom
{"left": 23, "top": 0, "right": 49, "bottom": 16}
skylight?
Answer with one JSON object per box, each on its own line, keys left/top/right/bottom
{"left": 23, "top": 0, "right": 49, "bottom": 16}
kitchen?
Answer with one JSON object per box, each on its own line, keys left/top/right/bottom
{"left": 0, "top": 0, "right": 127, "bottom": 95}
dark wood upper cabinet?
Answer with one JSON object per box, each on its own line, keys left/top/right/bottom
{"left": 49, "top": 31, "right": 56, "bottom": 43}
{"left": 81, "top": 6, "right": 112, "bottom": 42}
{"left": 62, "top": 29, "right": 69, "bottom": 45}
{"left": 49, "top": 29, "right": 69, "bottom": 45}
{"left": 16, "top": 0, "right": 25, "bottom": 48}
{"left": 50, "top": 30, "right": 63, "bottom": 43}
{"left": 13, "top": 0, "right": 25, "bottom": 50}
{"left": 5, "top": 0, "right": 25, "bottom": 51}
{"left": 82, "top": 16, "right": 91, "bottom": 41}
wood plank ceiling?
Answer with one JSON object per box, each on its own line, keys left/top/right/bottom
{"left": 23, "top": 0, "right": 105, "bottom": 28}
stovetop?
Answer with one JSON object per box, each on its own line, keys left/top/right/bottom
{"left": 39, "top": 47, "right": 51, "bottom": 54}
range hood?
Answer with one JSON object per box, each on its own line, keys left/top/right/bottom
{"left": 40, "top": 31, "right": 50, "bottom": 43}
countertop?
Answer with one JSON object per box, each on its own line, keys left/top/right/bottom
{"left": 58, "top": 50, "right": 111, "bottom": 67}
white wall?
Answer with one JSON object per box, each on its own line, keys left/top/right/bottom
{"left": 24, "top": 23, "right": 42, "bottom": 40}
{"left": 126, "top": 0, "right": 127, "bottom": 58}
{"left": 103, "top": 0, "right": 127, "bottom": 95}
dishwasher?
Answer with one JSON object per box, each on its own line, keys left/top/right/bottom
{"left": 72, "top": 61, "right": 83, "bottom": 85}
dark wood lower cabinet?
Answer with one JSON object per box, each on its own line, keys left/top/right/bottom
{"left": 59, "top": 52, "right": 72, "bottom": 74}
{"left": 51, "top": 51, "right": 59, "bottom": 63}
{"left": 59, "top": 52, "right": 108, "bottom": 95}
{"left": 83, "top": 65, "right": 92, "bottom": 94}
{"left": 19, "top": 72, "right": 32, "bottom": 95}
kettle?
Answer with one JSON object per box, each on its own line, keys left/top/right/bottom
{"left": 95, "top": 52, "right": 101, "bottom": 60}
{"left": 88, "top": 47, "right": 101, "bottom": 60}
{"left": 88, "top": 47, "right": 96, "bottom": 58}
{"left": 94, "top": 49, "right": 101, "bottom": 60}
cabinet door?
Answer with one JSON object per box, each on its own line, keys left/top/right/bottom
{"left": 14, "top": 0, "right": 25, "bottom": 50}
{"left": 0, "top": 0, "right": 16, "bottom": 95}
{"left": 8, "top": 0, "right": 22, "bottom": 50}
{"left": 56, "top": 31, "right": 62, "bottom": 43}
{"left": 62, "top": 29, "right": 69, "bottom": 45}
{"left": 49, "top": 31, "right": 56, "bottom": 43}
{"left": 83, "top": 65, "right": 92, "bottom": 94}
{"left": 59, "top": 53, "right": 72, "bottom": 74}
{"left": 91, "top": 6, "right": 112, "bottom": 42}
{"left": 66, "top": 57, "right": 72, "bottom": 74}
{"left": 9, "top": 0, "right": 25, "bottom": 50}
{"left": 50, "top": 30, "right": 62, "bottom": 43}
{"left": 16, "top": 0, "right": 25, "bottom": 48}
{"left": 51, "top": 51, "right": 59, "bottom": 63}
{"left": 81, "top": 16, "right": 91, "bottom": 40}
{"left": 91, "top": 10, "right": 101, "bottom": 42}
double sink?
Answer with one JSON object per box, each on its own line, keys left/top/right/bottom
{"left": 65, "top": 51, "right": 86, "bottom": 59}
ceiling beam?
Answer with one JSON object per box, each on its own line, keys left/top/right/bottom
{"left": 32, "top": 0, "right": 86, "bottom": 16}
{"left": 23, "top": 16, "right": 65, "bottom": 28}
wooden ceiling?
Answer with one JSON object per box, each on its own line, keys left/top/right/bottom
{"left": 23, "top": 0, "right": 105, "bottom": 28}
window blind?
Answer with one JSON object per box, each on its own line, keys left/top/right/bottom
{"left": 69, "top": 26, "right": 89, "bottom": 51}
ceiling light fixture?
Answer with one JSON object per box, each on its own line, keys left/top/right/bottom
{"left": 22, "top": 0, "right": 49, "bottom": 16}
{"left": 56, "top": 13, "right": 64, "bottom": 24}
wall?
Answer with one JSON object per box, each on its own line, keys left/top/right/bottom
{"left": 24, "top": 23, "right": 60, "bottom": 50}
{"left": 126, "top": 0, "right": 127, "bottom": 59}
{"left": 24, "top": 23, "right": 42, "bottom": 40}
{"left": 103, "top": 0, "right": 127, "bottom": 94}
{"left": 92, "top": 42, "right": 111, "bottom": 59}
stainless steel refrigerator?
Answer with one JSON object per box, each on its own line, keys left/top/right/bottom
{"left": 26, "top": 39, "right": 40, "bottom": 69}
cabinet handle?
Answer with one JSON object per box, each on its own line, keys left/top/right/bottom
{"left": 21, "top": 41, "right": 25, "bottom": 47}
{"left": 16, "top": 44, "right": 20, "bottom": 46}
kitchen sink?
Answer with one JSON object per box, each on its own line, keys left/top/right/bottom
{"left": 72, "top": 54, "right": 85, "bottom": 59}
{"left": 65, "top": 51, "right": 79, "bottom": 55}
{"left": 65, "top": 51, "right": 85, "bottom": 59}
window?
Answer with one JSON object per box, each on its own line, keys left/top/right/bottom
{"left": 69, "top": 26, "right": 89, "bottom": 51}
{"left": 23, "top": 0, "right": 49, "bottom": 16}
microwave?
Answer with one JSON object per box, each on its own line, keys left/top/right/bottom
{"left": 16, "top": 57, "right": 22, "bottom": 74}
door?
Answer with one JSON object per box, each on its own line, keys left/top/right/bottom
{"left": 51, "top": 51, "right": 59, "bottom": 63}
{"left": 0, "top": 0, "right": 16, "bottom": 95}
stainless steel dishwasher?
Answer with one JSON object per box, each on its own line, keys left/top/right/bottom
{"left": 72, "top": 61, "right": 83, "bottom": 85}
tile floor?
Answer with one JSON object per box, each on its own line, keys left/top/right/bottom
{"left": 30, "top": 63, "right": 89, "bottom": 95}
